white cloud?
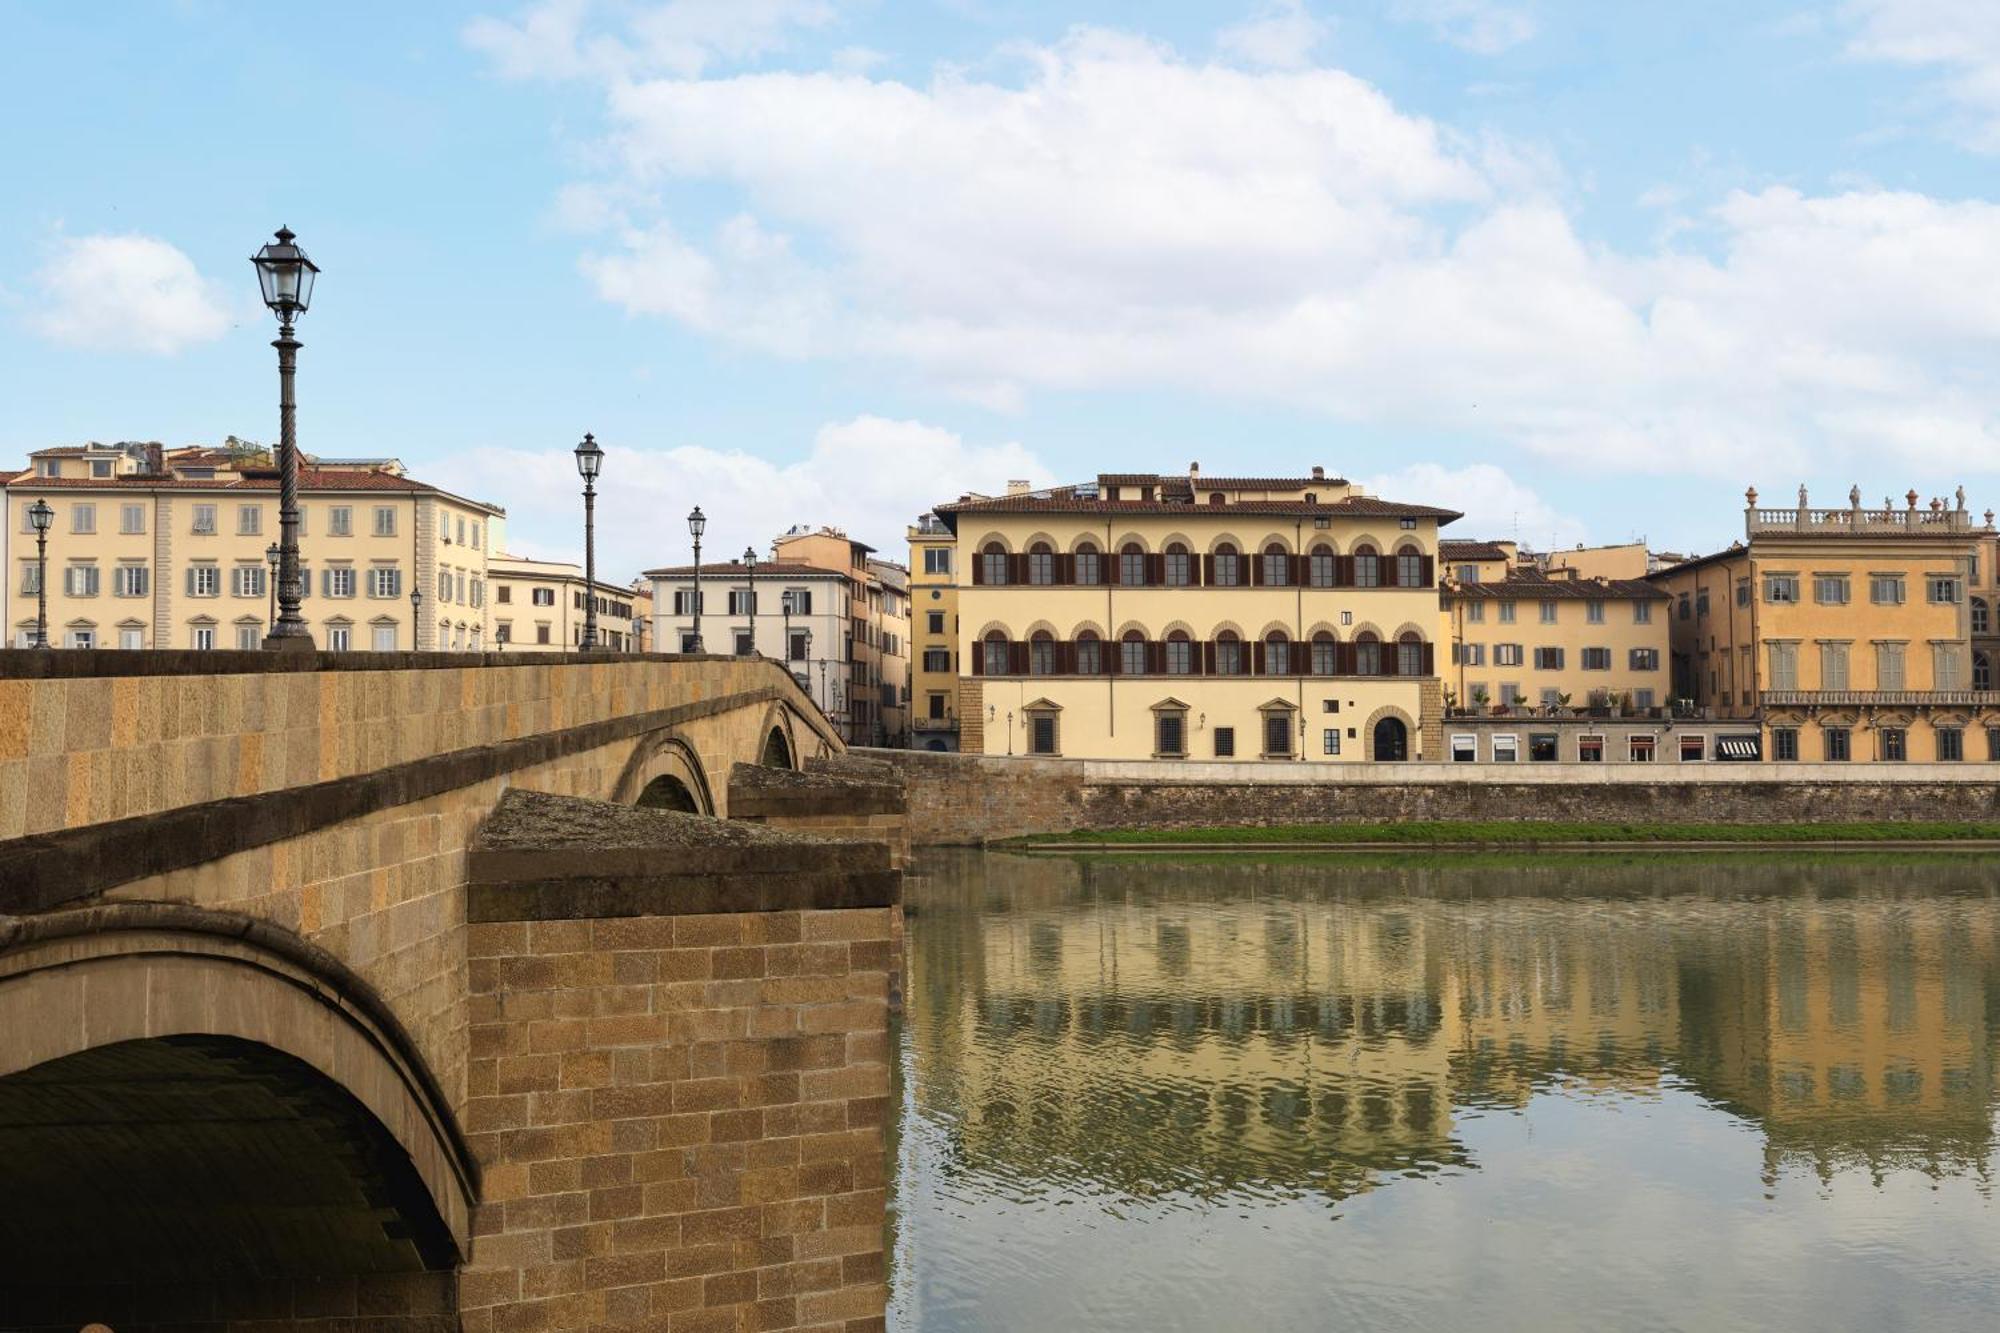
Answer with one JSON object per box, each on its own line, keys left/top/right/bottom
{"left": 484, "top": 16, "right": 2000, "bottom": 489}
{"left": 466, "top": 0, "right": 838, "bottom": 81}
{"left": 1365, "top": 462, "right": 1588, "bottom": 547}
{"left": 1842, "top": 0, "right": 2000, "bottom": 150}
{"left": 429, "top": 414, "right": 1050, "bottom": 578}
{"left": 1218, "top": 1, "right": 1331, "bottom": 71}
{"left": 30, "top": 234, "right": 231, "bottom": 355}
{"left": 1387, "top": 0, "right": 1535, "bottom": 56}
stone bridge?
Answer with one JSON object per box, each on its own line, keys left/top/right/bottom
{"left": 0, "top": 650, "right": 904, "bottom": 1332}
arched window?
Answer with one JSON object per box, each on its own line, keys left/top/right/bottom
{"left": 1120, "top": 629, "right": 1148, "bottom": 676}
{"left": 1262, "top": 543, "right": 1290, "bottom": 587}
{"left": 981, "top": 542, "right": 1008, "bottom": 586}
{"left": 1974, "top": 597, "right": 1991, "bottom": 636}
{"left": 1030, "top": 630, "right": 1055, "bottom": 675}
{"left": 1311, "top": 631, "right": 1337, "bottom": 675}
{"left": 1353, "top": 545, "right": 1380, "bottom": 589}
{"left": 1075, "top": 543, "right": 1102, "bottom": 586}
{"left": 1165, "top": 542, "right": 1193, "bottom": 587}
{"left": 1976, "top": 651, "right": 1992, "bottom": 691}
{"left": 982, "top": 630, "right": 1010, "bottom": 675}
{"left": 1120, "top": 542, "right": 1147, "bottom": 587}
{"left": 1397, "top": 630, "right": 1424, "bottom": 676}
{"left": 1214, "top": 543, "right": 1241, "bottom": 587}
{"left": 1216, "top": 630, "right": 1245, "bottom": 675}
{"left": 1355, "top": 630, "right": 1382, "bottom": 676}
{"left": 1209, "top": 493, "right": 1227, "bottom": 505}
{"left": 1166, "top": 629, "right": 1193, "bottom": 674}
{"left": 1028, "top": 541, "right": 1054, "bottom": 586}
{"left": 1265, "top": 630, "right": 1291, "bottom": 675}
{"left": 1396, "top": 545, "right": 1423, "bottom": 588}
{"left": 1077, "top": 629, "right": 1102, "bottom": 675}
{"left": 1308, "top": 544, "right": 1336, "bottom": 588}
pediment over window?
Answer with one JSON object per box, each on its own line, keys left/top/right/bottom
{"left": 1258, "top": 697, "right": 1299, "bottom": 712}
{"left": 1150, "top": 696, "right": 1191, "bottom": 712}
{"left": 1022, "top": 697, "right": 1062, "bottom": 712}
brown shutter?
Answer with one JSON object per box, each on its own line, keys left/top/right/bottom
{"left": 1056, "top": 553, "right": 1073, "bottom": 585}
{"left": 1336, "top": 555, "right": 1353, "bottom": 587}
{"left": 1202, "top": 554, "right": 1215, "bottom": 585}
{"left": 1011, "top": 642, "right": 1030, "bottom": 675}
{"left": 1203, "top": 641, "right": 1217, "bottom": 675}
{"left": 1007, "top": 554, "right": 1024, "bottom": 585}
{"left": 1422, "top": 642, "right": 1436, "bottom": 676}
{"left": 1420, "top": 555, "right": 1435, "bottom": 587}
{"left": 1251, "top": 555, "right": 1265, "bottom": 587}
{"left": 1148, "top": 641, "right": 1165, "bottom": 674}
{"left": 970, "top": 644, "right": 984, "bottom": 676}
{"left": 1291, "top": 554, "right": 1305, "bottom": 586}
{"left": 1338, "top": 641, "right": 1355, "bottom": 676}
{"left": 1252, "top": 640, "right": 1266, "bottom": 674}
{"left": 970, "top": 556, "right": 984, "bottom": 586}
{"left": 1146, "top": 553, "right": 1164, "bottom": 586}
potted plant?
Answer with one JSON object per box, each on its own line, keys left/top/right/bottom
{"left": 1607, "top": 690, "right": 1627, "bottom": 718}
{"left": 1471, "top": 686, "right": 1489, "bottom": 715}
{"left": 1556, "top": 691, "right": 1573, "bottom": 716}
{"left": 1444, "top": 687, "right": 1459, "bottom": 716}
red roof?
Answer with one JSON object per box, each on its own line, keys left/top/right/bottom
{"left": 642, "top": 558, "right": 855, "bottom": 580}
{"left": 1440, "top": 540, "right": 1514, "bottom": 561}
{"left": 1446, "top": 571, "right": 1666, "bottom": 601}
{"left": 937, "top": 494, "right": 1460, "bottom": 522}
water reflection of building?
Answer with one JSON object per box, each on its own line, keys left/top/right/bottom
{"left": 906, "top": 852, "right": 2000, "bottom": 1206}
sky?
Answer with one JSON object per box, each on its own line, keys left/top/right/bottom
{"left": 5, "top": 0, "right": 2000, "bottom": 579}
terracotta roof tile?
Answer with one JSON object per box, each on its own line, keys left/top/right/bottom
{"left": 1440, "top": 540, "right": 1513, "bottom": 561}
{"left": 1446, "top": 571, "right": 1666, "bottom": 601}
{"left": 937, "top": 494, "right": 1460, "bottom": 521}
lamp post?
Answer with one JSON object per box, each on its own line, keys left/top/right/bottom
{"left": 264, "top": 542, "right": 279, "bottom": 633}
{"left": 574, "top": 433, "right": 603, "bottom": 651}
{"left": 250, "top": 227, "right": 319, "bottom": 651}
{"left": 781, "top": 588, "right": 794, "bottom": 666}
{"left": 410, "top": 585, "right": 424, "bottom": 652}
{"left": 743, "top": 545, "right": 759, "bottom": 655}
{"left": 686, "top": 507, "right": 706, "bottom": 653}
{"left": 27, "top": 499, "right": 53, "bottom": 649}
{"left": 799, "top": 626, "right": 813, "bottom": 694}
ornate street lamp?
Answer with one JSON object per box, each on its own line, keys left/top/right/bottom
{"left": 264, "top": 542, "right": 280, "bottom": 632}
{"left": 798, "top": 626, "right": 813, "bottom": 695}
{"left": 686, "top": 506, "right": 706, "bottom": 653}
{"left": 574, "top": 433, "right": 603, "bottom": 651}
{"left": 781, "top": 589, "right": 794, "bottom": 666}
{"left": 27, "top": 499, "right": 53, "bottom": 649}
{"left": 250, "top": 226, "right": 319, "bottom": 650}
{"left": 743, "top": 545, "right": 759, "bottom": 655}
{"left": 410, "top": 584, "right": 424, "bottom": 652}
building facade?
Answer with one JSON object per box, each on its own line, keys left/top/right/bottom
{"left": 937, "top": 466, "right": 1459, "bottom": 763}
{"left": 908, "top": 512, "right": 962, "bottom": 750}
{"left": 4, "top": 441, "right": 503, "bottom": 651}
{"left": 870, "top": 558, "right": 911, "bottom": 747}
{"left": 488, "top": 554, "right": 647, "bottom": 652}
{"left": 1648, "top": 486, "right": 2000, "bottom": 762}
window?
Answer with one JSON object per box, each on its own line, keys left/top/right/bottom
{"left": 1586, "top": 600, "right": 1605, "bottom": 624}
{"left": 368, "top": 567, "right": 402, "bottom": 599}
{"left": 119, "top": 627, "right": 144, "bottom": 650}
{"left": 1263, "top": 545, "right": 1290, "bottom": 587}
{"left": 1397, "top": 634, "right": 1423, "bottom": 676}
{"left": 1814, "top": 574, "right": 1849, "bottom": 605}
{"left": 1764, "top": 574, "right": 1799, "bottom": 603}
{"left": 735, "top": 630, "right": 754, "bottom": 655}
{"left": 1491, "top": 734, "right": 1518, "bottom": 762}
{"left": 369, "top": 625, "right": 396, "bottom": 651}
{"left": 231, "top": 565, "right": 265, "bottom": 598}
{"left": 1451, "top": 734, "right": 1477, "bottom": 763}
{"left": 982, "top": 633, "right": 1009, "bottom": 676}
{"left": 1028, "top": 543, "right": 1055, "bottom": 586}
{"left": 61, "top": 627, "right": 94, "bottom": 649}
{"left": 1458, "top": 643, "right": 1486, "bottom": 667}
{"left": 981, "top": 544, "right": 1008, "bottom": 585}
{"left": 1217, "top": 632, "right": 1245, "bottom": 675}
{"left": 114, "top": 564, "right": 148, "bottom": 597}
{"left": 1311, "top": 633, "right": 1337, "bottom": 676}
{"left": 1881, "top": 727, "right": 1907, "bottom": 761}
{"left": 928, "top": 694, "right": 947, "bottom": 720}
{"left": 1457, "top": 564, "right": 1480, "bottom": 583}
{"left": 923, "top": 548, "right": 952, "bottom": 574}
{"left": 232, "top": 623, "right": 260, "bottom": 650}
{"left": 1928, "top": 575, "right": 1962, "bottom": 604}
{"left": 1529, "top": 733, "right": 1558, "bottom": 762}
{"left": 1120, "top": 631, "right": 1147, "bottom": 676}
{"left": 1633, "top": 601, "right": 1653, "bottom": 624}
{"left": 1466, "top": 602, "right": 1485, "bottom": 623}
{"left": 1075, "top": 544, "right": 1101, "bottom": 586}
{"left": 1396, "top": 548, "right": 1422, "bottom": 587}
{"left": 328, "top": 625, "right": 352, "bottom": 652}
{"left": 1574, "top": 647, "right": 1607, "bottom": 671}
{"left": 1629, "top": 735, "right": 1656, "bottom": 762}
{"left": 1974, "top": 599, "right": 1991, "bottom": 635}
{"left": 1678, "top": 593, "right": 1690, "bottom": 620}
{"left": 1540, "top": 601, "right": 1558, "bottom": 624}
{"left": 1628, "top": 647, "right": 1659, "bottom": 671}
{"left": 1870, "top": 574, "right": 1906, "bottom": 605}
{"left": 1351, "top": 546, "right": 1378, "bottom": 588}
{"left": 728, "top": 590, "right": 757, "bottom": 615}
{"left": 237, "top": 505, "right": 262, "bottom": 536}
{"left": 1988, "top": 727, "right": 2000, "bottom": 761}
{"left": 120, "top": 503, "right": 145, "bottom": 534}
{"left": 1166, "top": 633, "right": 1194, "bottom": 675}
{"left": 1633, "top": 688, "right": 1655, "bottom": 710}
{"left": 1308, "top": 546, "right": 1335, "bottom": 588}
{"left": 1118, "top": 544, "right": 1146, "bottom": 587}
{"left": 1977, "top": 652, "right": 1993, "bottom": 691}
{"left": 1578, "top": 735, "right": 1604, "bottom": 763}
{"left": 71, "top": 503, "right": 96, "bottom": 535}
{"left": 1263, "top": 712, "right": 1293, "bottom": 757}
{"left": 1156, "top": 711, "right": 1188, "bottom": 758}
{"left": 1819, "top": 642, "right": 1849, "bottom": 691}
{"left": 1354, "top": 633, "right": 1381, "bottom": 676}
{"left": 1030, "top": 633, "right": 1055, "bottom": 675}
{"left": 90, "top": 459, "right": 112, "bottom": 478}
{"left": 1499, "top": 683, "right": 1523, "bottom": 707}
{"left": 192, "top": 625, "right": 216, "bottom": 650}
{"left": 1497, "top": 601, "right": 1516, "bottom": 623}
{"left": 671, "top": 589, "right": 701, "bottom": 615}
{"left": 1494, "top": 643, "right": 1523, "bottom": 667}
{"left": 537, "top": 625, "right": 552, "bottom": 645}
{"left": 1265, "top": 633, "right": 1291, "bottom": 675}
{"left": 1767, "top": 642, "right": 1798, "bottom": 692}
{"left": 1935, "top": 643, "right": 1965, "bottom": 690}
{"left": 63, "top": 564, "right": 100, "bottom": 597}
{"left": 1214, "top": 726, "right": 1235, "bottom": 758}
{"left": 18, "top": 563, "right": 40, "bottom": 596}
{"left": 1533, "top": 646, "right": 1565, "bottom": 670}
{"left": 1680, "top": 735, "right": 1706, "bottom": 762}
{"left": 192, "top": 504, "right": 216, "bottom": 534}
{"left": 790, "top": 631, "right": 810, "bottom": 663}
{"left": 1773, "top": 728, "right": 1799, "bottom": 762}
{"left": 1938, "top": 728, "right": 1965, "bottom": 761}
{"left": 927, "top": 611, "right": 945, "bottom": 634}
{"left": 1824, "top": 727, "right": 1851, "bottom": 762}
{"left": 533, "top": 587, "right": 556, "bottom": 607}
{"left": 297, "top": 565, "right": 310, "bottom": 598}
{"left": 1322, "top": 728, "right": 1341, "bottom": 756}
{"left": 1876, "top": 642, "right": 1906, "bottom": 691}
{"left": 326, "top": 506, "right": 352, "bottom": 537}
{"left": 1077, "top": 632, "right": 1102, "bottom": 676}
{"left": 324, "top": 567, "right": 356, "bottom": 598}
{"left": 188, "top": 565, "right": 220, "bottom": 598}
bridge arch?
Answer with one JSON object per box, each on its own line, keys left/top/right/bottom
{"left": 756, "top": 700, "right": 803, "bottom": 771}
{"left": 611, "top": 732, "right": 717, "bottom": 815}
{"left": 0, "top": 905, "right": 474, "bottom": 1287}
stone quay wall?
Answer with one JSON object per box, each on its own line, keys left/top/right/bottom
{"left": 858, "top": 749, "right": 2000, "bottom": 844}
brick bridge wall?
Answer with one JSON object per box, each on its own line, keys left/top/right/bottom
{"left": 858, "top": 749, "right": 2000, "bottom": 844}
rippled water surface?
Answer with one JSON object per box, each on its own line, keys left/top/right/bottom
{"left": 887, "top": 851, "right": 2000, "bottom": 1332}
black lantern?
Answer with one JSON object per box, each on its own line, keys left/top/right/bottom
{"left": 249, "top": 226, "right": 318, "bottom": 650}
{"left": 250, "top": 226, "right": 319, "bottom": 315}
{"left": 410, "top": 584, "right": 424, "bottom": 651}
{"left": 573, "top": 432, "right": 604, "bottom": 481}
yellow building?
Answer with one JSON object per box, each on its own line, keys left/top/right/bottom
{"left": 870, "top": 558, "right": 911, "bottom": 746}
{"left": 5, "top": 441, "right": 502, "bottom": 651}
{"left": 908, "top": 512, "right": 962, "bottom": 750}
{"left": 1648, "top": 485, "right": 2000, "bottom": 762}
{"left": 487, "top": 553, "right": 646, "bottom": 652}
{"left": 936, "top": 466, "right": 1460, "bottom": 762}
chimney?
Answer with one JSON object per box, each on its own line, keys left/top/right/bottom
{"left": 143, "top": 442, "right": 164, "bottom": 477}
{"left": 1311, "top": 465, "right": 1325, "bottom": 480}
{"left": 1189, "top": 461, "right": 1200, "bottom": 478}
{"left": 1006, "top": 479, "right": 1032, "bottom": 496}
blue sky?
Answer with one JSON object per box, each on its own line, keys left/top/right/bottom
{"left": 6, "top": 0, "right": 2000, "bottom": 576}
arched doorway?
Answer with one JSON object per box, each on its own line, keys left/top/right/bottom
{"left": 1373, "top": 716, "right": 1409, "bottom": 761}
{"left": 926, "top": 739, "right": 948, "bottom": 752}
{"left": 760, "top": 726, "right": 793, "bottom": 769}
{"left": 636, "top": 774, "right": 701, "bottom": 811}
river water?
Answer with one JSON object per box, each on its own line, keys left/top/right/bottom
{"left": 887, "top": 850, "right": 2000, "bottom": 1332}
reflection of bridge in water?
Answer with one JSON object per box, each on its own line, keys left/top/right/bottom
{"left": 907, "top": 852, "right": 2000, "bottom": 1205}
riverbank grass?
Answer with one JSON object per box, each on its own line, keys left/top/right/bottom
{"left": 1004, "top": 820, "right": 2000, "bottom": 847}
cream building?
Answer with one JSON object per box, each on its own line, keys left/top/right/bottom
{"left": 488, "top": 553, "right": 647, "bottom": 652}
{"left": 936, "top": 466, "right": 1460, "bottom": 763}
{"left": 908, "top": 512, "right": 962, "bottom": 750}
{"left": 4, "top": 441, "right": 503, "bottom": 651}
{"left": 870, "top": 558, "right": 911, "bottom": 747}
{"left": 1649, "top": 485, "right": 2000, "bottom": 762}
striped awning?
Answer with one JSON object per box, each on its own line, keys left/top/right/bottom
{"left": 1717, "top": 736, "right": 1762, "bottom": 760}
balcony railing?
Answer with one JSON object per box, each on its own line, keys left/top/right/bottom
{"left": 1745, "top": 504, "right": 1989, "bottom": 538}
{"left": 1762, "top": 690, "right": 2000, "bottom": 707}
